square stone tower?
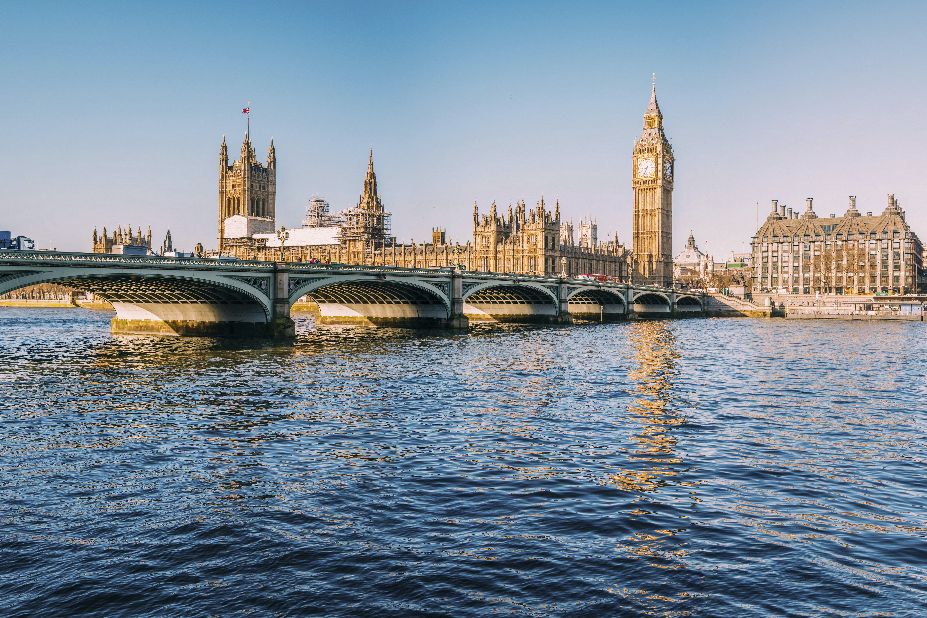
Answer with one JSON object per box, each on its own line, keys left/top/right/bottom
{"left": 632, "top": 78, "right": 674, "bottom": 287}
{"left": 218, "top": 134, "right": 276, "bottom": 253}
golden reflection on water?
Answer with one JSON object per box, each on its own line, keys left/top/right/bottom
{"left": 609, "top": 321, "right": 694, "bottom": 610}
{"left": 607, "top": 320, "right": 682, "bottom": 494}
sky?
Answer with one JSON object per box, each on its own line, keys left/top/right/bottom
{"left": 1, "top": 0, "right": 925, "bottom": 257}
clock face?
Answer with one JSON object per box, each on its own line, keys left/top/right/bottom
{"left": 637, "top": 157, "right": 656, "bottom": 179}
{"left": 663, "top": 159, "right": 673, "bottom": 179}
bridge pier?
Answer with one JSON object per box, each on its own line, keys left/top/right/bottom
{"left": 272, "top": 267, "right": 296, "bottom": 339}
{"left": 448, "top": 268, "right": 469, "bottom": 329}
{"left": 557, "top": 280, "right": 573, "bottom": 324}
{"left": 625, "top": 287, "right": 637, "bottom": 319}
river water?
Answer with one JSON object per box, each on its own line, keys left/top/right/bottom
{"left": 1, "top": 308, "right": 925, "bottom": 616}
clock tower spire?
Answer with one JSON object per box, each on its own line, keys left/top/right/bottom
{"left": 632, "top": 76, "right": 674, "bottom": 287}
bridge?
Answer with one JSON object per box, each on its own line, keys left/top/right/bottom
{"left": 0, "top": 252, "right": 707, "bottom": 337}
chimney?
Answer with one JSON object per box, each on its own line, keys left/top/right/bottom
{"left": 849, "top": 196, "right": 856, "bottom": 209}
{"left": 786, "top": 207, "right": 793, "bottom": 218}
{"left": 771, "top": 199, "right": 779, "bottom": 214}
{"left": 866, "top": 212, "right": 872, "bottom": 216}
{"left": 779, "top": 204, "right": 787, "bottom": 217}
{"left": 805, "top": 197, "right": 814, "bottom": 211}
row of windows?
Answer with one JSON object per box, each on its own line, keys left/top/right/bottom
{"left": 761, "top": 241, "right": 906, "bottom": 251}
{"left": 763, "top": 271, "right": 906, "bottom": 277}
{"left": 764, "top": 277, "right": 907, "bottom": 284}
{"left": 761, "top": 230, "right": 905, "bottom": 243}
{"left": 762, "top": 253, "right": 904, "bottom": 263}
{"left": 761, "top": 287, "right": 910, "bottom": 294}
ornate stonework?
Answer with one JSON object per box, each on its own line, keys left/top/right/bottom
{"left": 632, "top": 78, "right": 674, "bottom": 287}
{"left": 471, "top": 198, "right": 628, "bottom": 278}
{"left": 218, "top": 107, "right": 645, "bottom": 282}
{"left": 91, "top": 225, "right": 153, "bottom": 255}
{"left": 218, "top": 134, "right": 276, "bottom": 253}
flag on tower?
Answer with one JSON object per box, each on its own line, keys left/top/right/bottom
{"left": 242, "top": 107, "right": 250, "bottom": 114}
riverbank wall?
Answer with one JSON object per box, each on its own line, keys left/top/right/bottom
{"left": 753, "top": 292, "right": 926, "bottom": 321}
{"left": 0, "top": 298, "right": 114, "bottom": 310}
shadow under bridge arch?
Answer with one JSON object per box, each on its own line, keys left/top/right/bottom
{"left": 288, "top": 275, "right": 452, "bottom": 326}
{"left": 567, "top": 287, "right": 627, "bottom": 321}
{"left": 0, "top": 269, "right": 274, "bottom": 336}
{"left": 674, "top": 294, "right": 704, "bottom": 314}
{"left": 463, "top": 282, "right": 559, "bottom": 323}
{"left": 632, "top": 291, "right": 672, "bottom": 317}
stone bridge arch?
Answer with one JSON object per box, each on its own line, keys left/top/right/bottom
{"left": 287, "top": 273, "right": 452, "bottom": 326}
{"left": 0, "top": 265, "right": 276, "bottom": 336}
{"left": 461, "top": 280, "right": 559, "bottom": 322}
{"left": 631, "top": 291, "right": 672, "bottom": 316}
{"left": 566, "top": 286, "right": 627, "bottom": 321}
{"left": 674, "top": 294, "right": 704, "bottom": 314}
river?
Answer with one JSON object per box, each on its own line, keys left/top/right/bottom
{"left": 1, "top": 308, "right": 925, "bottom": 616}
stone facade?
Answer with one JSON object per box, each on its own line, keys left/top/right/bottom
{"left": 471, "top": 200, "right": 627, "bottom": 277}
{"left": 673, "top": 232, "right": 713, "bottom": 282}
{"left": 632, "top": 79, "right": 674, "bottom": 287}
{"left": 218, "top": 134, "right": 276, "bottom": 253}
{"left": 222, "top": 148, "right": 630, "bottom": 278}
{"left": 215, "top": 84, "right": 680, "bottom": 281}
{"left": 752, "top": 195, "right": 924, "bottom": 295}
{"left": 92, "top": 225, "right": 153, "bottom": 255}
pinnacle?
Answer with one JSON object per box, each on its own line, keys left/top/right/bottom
{"left": 647, "top": 76, "right": 661, "bottom": 115}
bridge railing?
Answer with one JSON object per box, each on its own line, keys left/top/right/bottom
{"left": 0, "top": 251, "right": 275, "bottom": 270}
{"left": 0, "top": 251, "right": 699, "bottom": 297}
{"left": 287, "top": 263, "right": 457, "bottom": 277}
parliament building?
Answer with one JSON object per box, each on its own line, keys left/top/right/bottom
{"left": 217, "top": 82, "right": 675, "bottom": 284}
{"left": 752, "top": 195, "right": 924, "bottom": 295}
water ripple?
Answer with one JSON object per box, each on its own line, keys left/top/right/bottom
{"left": 0, "top": 308, "right": 925, "bottom": 616}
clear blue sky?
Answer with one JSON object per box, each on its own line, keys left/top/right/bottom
{"left": 2, "top": 1, "right": 925, "bottom": 257}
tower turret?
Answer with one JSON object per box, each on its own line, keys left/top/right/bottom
{"left": 220, "top": 136, "right": 228, "bottom": 171}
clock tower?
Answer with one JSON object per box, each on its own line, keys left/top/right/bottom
{"left": 632, "top": 77, "right": 674, "bottom": 287}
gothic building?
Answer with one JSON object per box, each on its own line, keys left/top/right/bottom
{"left": 752, "top": 195, "right": 923, "bottom": 295}
{"left": 632, "top": 79, "right": 674, "bottom": 287}
{"left": 218, "top": 133, "right": 276, "bottom": 253}
{"left": 92, "top": 225, "right": 153, "bottom": 255}
{"left": 340, "top": 149, "right": 392, "bottom": 251}
{"left": 219, "top": 147, "right": 629, "bottom": 276}
{"left": 216, "top": 81, "right": 678, "bottom": 283}
{"left": 471, "top": 200, "right": 627, "bottom": 277}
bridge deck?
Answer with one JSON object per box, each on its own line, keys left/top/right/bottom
{"left": 0, "top": 251, "right": 708, "bottom": 337}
